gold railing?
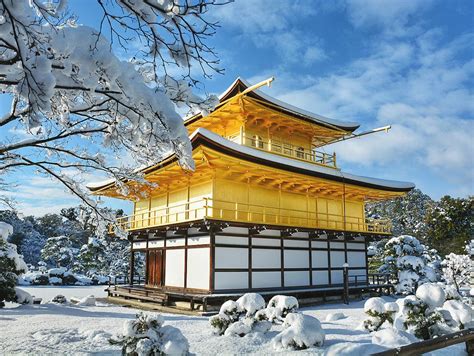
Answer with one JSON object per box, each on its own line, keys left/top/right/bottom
{"left": 227, "top": 134, "right": 337, "bottom": 168}
{"left": 113, "top": 198, "right": 391, "bottom": 234}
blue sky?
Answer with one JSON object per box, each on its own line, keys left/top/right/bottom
{"left": 1, "top": 0, "right": 473, "bottom": 216}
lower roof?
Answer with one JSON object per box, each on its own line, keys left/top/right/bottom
{"left": 88, "top": 128, "right": 415, "bottom": 194}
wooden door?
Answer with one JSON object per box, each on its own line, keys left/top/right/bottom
{"left": 147, "top": 250, "right": 163, "bottom": 287}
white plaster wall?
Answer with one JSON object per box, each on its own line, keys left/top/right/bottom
{"left": 167, "top": 237, "right": 186, "bottom": 247}
{"left": 186, "top": 248, "right": 210, "bottom": 290}
{"left": 329, "top": 241, "right": 345, "bottom": 249}
{"left": 259, "top": 229, "right": 280, "bottom": 237}
{"left": 252, "top": 248, "right": 281, "bottom": 269}
{"left": 347, "top": 251, "right": 366, "bottom": 267}
{"left": 215, "top": 247, "right": 248, "bottom": 269}
{"left": 215, "top": 235, "right": 248, "bottom": 246}
{"left": 252, "top": 272, "right": 281, "bottom": 288}
{"left": 215, "top": 272, "right": 248, "bottom": 289}
{"left": 284, "top": 271, "right": 310, "bottom": 287}
{"left": 292, "top": 232, "right": 309, "bottom": 238}
{"left": 222, "top": 227, "right": 248, "bottom": 234}
{"left": 252, "top": 237, "right": 280, "bottom": 247}
{"left": 312, "top": 271, "right": 329, "bottom": 285}
{"left": 187, "top": 235, "right": 210, "bottom": 246}
{"left": 165, "top": 249, "right": 185, "bottom": 287}
{"left": 330, "top": 251, "right": 346, "bottom": 268}
{"left": 311, "top": 240, "right": 327, "bottom": 248}
{"left": 284, "top": 250, "right": 309, "bottom": 268}
{"left": 284, "top": 239, "right": 309, "bottom": 248}
{"left": 312, "top": 251, "right": 329, "bottom": 268}
{"left": 132, "top": 241, "right": 146, "bottom": 249}
{"left": 148, "top": 240, "right": 164, "bottom": 248}
{"left": 347, "top": 242, "right": 365, "bottom": 250}
{"left": 331, "top": 270, "right": 343, "bottom": 284}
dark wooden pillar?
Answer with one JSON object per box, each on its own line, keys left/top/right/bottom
{"left": 129, "top": 243, "right": 135, "bottom": 286}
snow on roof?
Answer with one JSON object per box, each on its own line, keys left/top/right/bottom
{"left": 222, "top": 77, "right": 360, "bottom": 131}
{"left": 194, "top": 128, "right": 414, "bottom": 191}
{"left": 87, "top": 128, "right": 414, "bottom": 192}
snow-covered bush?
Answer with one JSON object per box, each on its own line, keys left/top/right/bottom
{"left": 110, "top": 313, "right": 189, "bottom": 356}
{"left": 0, "top": 222, "right": 29, "bottom": 307}
{"left": 362, "top": 297, "right": 399, "bottom": 332}
{"left": 325, "top": 312, "right": 346, "bottom": 321}
{"left": 371, "top": 327, "right": 419, "bottom": 349}
{"left": 210, "top": 293, "right": 266, "bottom": 336}
{"left": 380, "top": 235, "right": 441, "bottom": 294}
{"left": 256, "top": 295, "right": 299, "bottom": 324}
{"left": 272, "top": 313, "right": 325, "bottom": 351}
{"left": 441, "top": 253, "right": 471, "bottom": 293}
{"left": 210, "top": 293, "right": 301, "bottom": 337}
{"left": 51, "top": 295, "right": 67, "bottom": 304}
{"left": 392, "top": 283, "right": 473, "bottom": 340}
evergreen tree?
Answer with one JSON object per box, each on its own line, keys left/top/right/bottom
{"left": 424, "top": 196, "right": 473, "bottom": 255}
{"left": 0, "top": 222, "right": 28, "bottom": 307}
{"left": 77, "top": 237, "right": 108, "bottom": 274}
{"left": 41, "top": 236, "right": 78, "bottom": 269}
{"left": 366, "top": 189, "right": 433, "bottom": 238}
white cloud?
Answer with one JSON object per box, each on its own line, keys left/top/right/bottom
{"left": 213, "top": 0, "right": 327, "bottom": 65}
{"left": 271, "top": 30, "right": 474, "bottom": 196}
{"left": 344, "top": 0, "right": 435, "bottom": 36}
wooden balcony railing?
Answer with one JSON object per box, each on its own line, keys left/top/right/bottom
{"left": 227, "top": 133, "right": 337, "bottom": 168}
{"left": 113, "top": 198, "right": 391, "bottom": 234}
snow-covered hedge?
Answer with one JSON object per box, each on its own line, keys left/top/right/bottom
{"left": 20, "top": 268, "right": 110, "bottom": 286}
{"left": 210, "top": 293, "right": 325, "bottom": 351}
{"left": 364, "top": 283, "right": 473, "bottom": 340}
{"left": 110, "top": 312, "right": 189, "bottom": 356}
{"left": 272, "top": 313, "right": 325, "bottom": 351}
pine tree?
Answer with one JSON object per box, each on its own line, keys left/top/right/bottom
{"left": 425, "top": 196, "right": 473, "bottom": 255}
{"left": 41, "top": 236, "right": 78, "bottom": 269}
{"left": 0, "top": 222, "right": 28, "bottom": 307}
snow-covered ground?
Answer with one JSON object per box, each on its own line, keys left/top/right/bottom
{"left": 0, "top": 286, "right": 468, "bottom": 355}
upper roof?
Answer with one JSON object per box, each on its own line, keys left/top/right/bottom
{"left": 184, "top": 78, "right": 360, "bottom": 133}
{"left": 88, "top": 128, "right": 415, "bottom": 194}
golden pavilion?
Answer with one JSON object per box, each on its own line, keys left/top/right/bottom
{"left": 88, "top": 77, "right": 414, "bottom": 306}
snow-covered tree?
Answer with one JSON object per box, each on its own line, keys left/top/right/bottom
{"left": 110, "top": 312, "right": 189, "bottom": 355}
{"left": 0, "top": 0, "right": 222, "bottom": 217}
{"left": 442, "top": 253, "right": 471, "bottom": 293}
{"left": 41, "top": 235, "right": 78, "bottom": 269}
{"left": 0, "top": 222, "right": 28, "bottom": 307}
{"left": 77, "top": 237, "right": 108, "bottom": 275}
{"left": 366, "top": 189, "right": 433, "bottom": 238}
{"left": 379, "top": 235, "right": 441, "bottom": 294}
{"left": 0, "top": 210, "right": 46, "bottom": 264}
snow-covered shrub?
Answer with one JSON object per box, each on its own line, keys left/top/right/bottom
{"left": 325, "top": 312, "right": 346, "bottom": 321}
{"left": 51, "top": 295, "right": 67, "bottom": 304}
{"left": 210, "top": 293, "right": 299, "bottom": 336}
{"left": 442, "top": 299, "right": 473, "bottom": 329}
{"left": 255, "top": 295, "right": 299, "bottom": 324}
{"left": 14, "top": 288, "right": 33, "bottom": 305}
{"left": 0, "top": 222, "right": 28, "bottom": 307}
{"left": 442, "top": 253, "right": 471, "bottom": 293}
{"left": 272, "top": 313, "right": 325, "bottom": 351}
{"left": 362, "top": 298, "right": 399, "bottom": 332}
{"left": 371, "top": 327, "right": 419, "bottom": 349}
{"left": 380, "top": 235, "right": 441, "bottom": 294}
{"left": 236, "top": 293, "right": 265, "bottom": 317}
{"left": 391, "top": 283, "right": 472, "bottom": 340}
{"left": 110, "top": 313, "right": 189, "bottom": 356}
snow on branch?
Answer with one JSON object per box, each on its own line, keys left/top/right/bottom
{"left": 0, "top": 0, "right": 223, "bottom": 216}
